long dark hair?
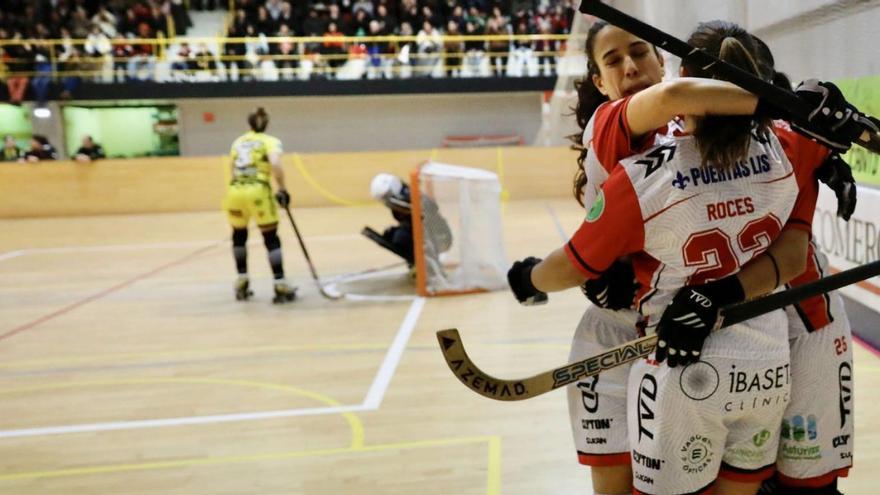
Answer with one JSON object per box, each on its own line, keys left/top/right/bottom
{"left": 753, "top": 34, "right": 793, "bottom": 90}
{"left": 569, "top": 20, "right": 610, "bottom": 206}
{"left": 682, "top": 21, "right": 770, "bottom": 169}
{"left": 248, "top": 107, "right": 269, "bottom": 132}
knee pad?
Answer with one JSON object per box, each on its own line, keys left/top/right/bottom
{"left": 232, "top": 228, "right": 248, "bottom": 247}
{"left": 262, "top": 229, "right": 281, "bottom": 251}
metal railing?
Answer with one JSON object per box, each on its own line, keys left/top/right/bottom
{"left": 0, "top": 33, "right": 583, "bottom": 82}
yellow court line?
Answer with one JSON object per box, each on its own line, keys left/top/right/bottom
{"left": 292, "top": 153, "right": 372, "bottom": 207}
{"left": 0, "top": 344, "right": 392, "bottom": 370}
{"left": 0, "top": 377, "right": 364, "bottom": 449}
{"left": 0, "top": 435, "right": 503, "bottom": 495}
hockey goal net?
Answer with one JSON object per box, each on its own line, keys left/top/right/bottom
{"left": 409, "top": 162, "right": 509, "bottom": 296}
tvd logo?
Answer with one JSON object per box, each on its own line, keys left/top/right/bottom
{"left": 578, "top": 375, "right": 599, "bottom": 413}
{"left": 839, "top": 362, "right": 852, "bottom": 428}
{"left": 638, "top": 374, "right": 657, "bottom": 442}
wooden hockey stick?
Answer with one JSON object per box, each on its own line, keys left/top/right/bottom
{"left": 438, "top": 259, "right": 880, "bottom": 401}
{"left": 577, "top": 0, "right": 880, "bottom": 154}
{"left": 282, "top": 205, "right": 344, "bottom": 300}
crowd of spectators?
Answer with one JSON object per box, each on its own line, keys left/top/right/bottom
{"left": 1, "top": 0, "right": 575, "bottom": 97}
{"left": 217, "top": 0, "right": 576, "bottom": 80}
{"left": 1, "top": 0, "right": 192, "bottom": 103}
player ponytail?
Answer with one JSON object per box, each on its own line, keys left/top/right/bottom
{"left": 683, "top": 21, "right": 771, "bottom": 169}
{"left": 248, "top": 107, "right": 269, "bottom": 132}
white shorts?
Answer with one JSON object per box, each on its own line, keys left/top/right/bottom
{"left": 778, "top": 294, "right": 854, "bottom": 485}
{"left": 628, "top": 312, "right": 790, "bottom": 494}
{"left": 566, "top": 305, "right": 640, "bottom": 466}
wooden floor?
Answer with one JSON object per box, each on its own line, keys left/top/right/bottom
{"left": 1, "top": 200, "right": 877, "bottom": 494}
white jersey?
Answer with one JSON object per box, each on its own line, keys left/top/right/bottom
{"left": 565, "top": 124, "right": 827, "bottom": 357}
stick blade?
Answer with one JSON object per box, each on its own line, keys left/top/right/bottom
{"left": 436, "top": 328, "right": 548, "bottom": 402}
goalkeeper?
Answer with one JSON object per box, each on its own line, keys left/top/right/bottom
{"left": 363, "top": 173, "right": 453, "bottom": 270}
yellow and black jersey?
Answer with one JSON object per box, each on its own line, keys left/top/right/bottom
{"left": 228, "top": 131, "right": 282, "bottom": 185}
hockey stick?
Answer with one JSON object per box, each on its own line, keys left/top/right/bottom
{"left": 577, "top": 0, "right": 880, "bottom": 154}
{"left": 281, "top": 205, "right": 343, "bottom": 300}
{"left": 438, "top": 258, "right": 880, "bottom": 401}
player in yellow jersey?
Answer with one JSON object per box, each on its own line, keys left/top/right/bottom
{"left": 223, "top": 107, "right": 297, "bottom": 303}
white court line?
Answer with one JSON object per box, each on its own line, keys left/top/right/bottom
{"left": 0, "top": 297, "right": 426, "bottom": 439}
{"left": 0, "top": 250, "right": 24, "bottom": 262}
{"left": 364, "top": 297, "right": 425, "bottom": 408}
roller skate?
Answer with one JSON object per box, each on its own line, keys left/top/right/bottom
{"left": 272, "top": 280, "right": 298, "bottom": 304}
{"left": 234, "top": 275, "right": 253, "bottom": 301}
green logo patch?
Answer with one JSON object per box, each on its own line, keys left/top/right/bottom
{"left": 753, "top": 429, "right": 771, "bottom": 447}
{"left": 586, "top": 191, "right": 605, "bottom": 222}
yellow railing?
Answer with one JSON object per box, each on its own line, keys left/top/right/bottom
{"left": 0, "top": 33, "right": 582, "bottom": 80}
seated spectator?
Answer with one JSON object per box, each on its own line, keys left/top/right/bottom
{"left": 193, "top": 43, "right": 218, "bottom": 80}
{"left": 74, "top": 135, "right": 105, "bottom": 162}
{"left": 2, "top": 135, "right": 22, "bottom": 162}
{"left": 22, "top": 135, "right": 58, "bottom": 163}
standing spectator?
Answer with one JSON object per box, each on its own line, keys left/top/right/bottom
{"left": 60, "top": 48, "right": 84, "bottom": 99}
{"left": 534, "top": 18, "right": 555, "bottom": 76}
{"left": 22, "top": 135, "right": 58, "bottom": 162}
{"left": 2, "top": 135, "right": 22, "bottom": 162}
{"left": 85, "top": 25, "right": 113, "bottom": 81}
{"left": 111, "top": 33, "right": 134, "bottom": 82}
{"left": 91, "top": 7, "right": 118, "bottom": 37}
{"left": 415, "top": 20, "right": 442, "bottom": 77}
{"left": 393, "top": 21, "right": 416, "bottom": 79}
{"left": 272, "top": 24, "right": 298, "bottom": 80}
{"left": 485, "top": 18, "right": 509, "bottom": 77}
{"left": 223, "top": 10, "right": 250, "bottom": 80}
{"left": 4, "top": 30, "right": 32, "bottom": 104}
{"left": 128, "top": 23, "right": 157, "bottom": 81}
{"left": 462, "top": 20, "right": 485, "bottom": 77}
{"left": 74, "top": 135, "right": 105, "bottom": 162}
{"left": 322, "top": 21, "right": 347, "bottom": 78}
{"left": 510, "top": 20, "right": 534, "bottom": 76}
{"left": 443, "top": 20, "right": 464, "bottom": 78}
{"left": 365, "top": 19, "right": 390, "bottom": 79}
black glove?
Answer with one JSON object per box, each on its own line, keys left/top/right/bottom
{"left": 816, "top": 153, "right": 857, "bottom": 221}
{"left": 581, "top": 259, "right": 639, "bottom": 310}
{"left": 275, "top": 189, "right": 290, "bottom": 208}
{"left": 507, "top": 257, "right": 548, "bottom": 306}
{"left": 793, "top": 80, "right": 880, "bottom": 152}
{"left": 655, "top": 276, "right": 745, "bottom": 368}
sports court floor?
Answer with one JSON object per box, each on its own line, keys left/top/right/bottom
{"left": 1, "top": 200, "right": 877, "bottom": 494}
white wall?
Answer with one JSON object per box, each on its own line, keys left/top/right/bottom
{"left": 611, "top": 0, "right": 880, "bottom": 82}
{"left": 177, "top": 92, "right": 542, "bottom": 155}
